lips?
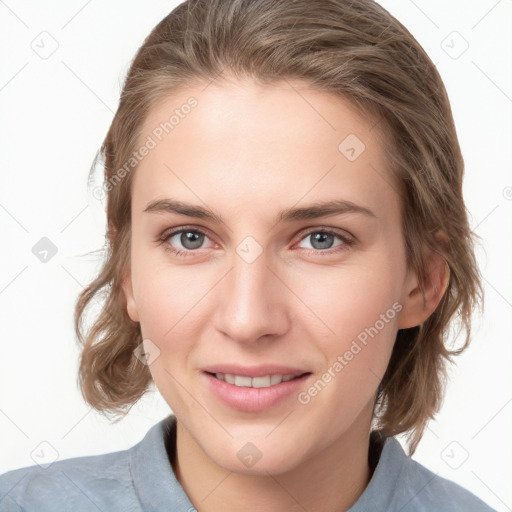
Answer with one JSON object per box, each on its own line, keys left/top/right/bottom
{"left": 202, "top": 364, "right": 312, "bottom": 412}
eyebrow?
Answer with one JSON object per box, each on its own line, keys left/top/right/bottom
{"left": 143, "top": 198, "right": 376, "bottom": 225}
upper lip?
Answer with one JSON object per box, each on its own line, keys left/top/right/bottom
{"left": 202, "top": 364, "right": 311, "bottom": 378}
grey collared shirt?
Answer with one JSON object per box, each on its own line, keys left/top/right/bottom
{"left": 0, "top": 414, "right": 496, "bottom": 511}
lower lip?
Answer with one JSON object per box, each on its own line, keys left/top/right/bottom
{"left": 204, "top": 372, "right": 311, "bottom": 412}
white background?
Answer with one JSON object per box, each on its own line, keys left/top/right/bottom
{"left": 0, "top": 1, "right": 511, "bottom": 510}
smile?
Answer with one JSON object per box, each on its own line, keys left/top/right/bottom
{"left": 211, "top": 372, "right": 302, "bottom": 388}
{"left": 204, "top": 370, "right": 312, "bottom": 412}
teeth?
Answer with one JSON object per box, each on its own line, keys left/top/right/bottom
{"left": 214, "top": 373, "right": 300, "bottom": 388}
{"left": 252, "top": 376, "right": 271, "bottom": 388}
{"left": 224, "top": 373, "right": 236, "bottom": 384}
{"left": 235, "top": 375, "right": 252, "bottom": 387}
{"left": 270, "top": 374, "right": 282, "bottom": 385}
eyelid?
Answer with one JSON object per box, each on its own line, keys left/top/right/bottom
{"left": 161, "top": 224, "right": 212, "bottom": 239}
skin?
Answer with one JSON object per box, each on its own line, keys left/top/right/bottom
{"left": 121, "top": 77, "right": 448, "bottom": 512}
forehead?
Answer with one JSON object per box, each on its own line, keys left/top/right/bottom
{"left": 132, "top": 79, "right": 399, "bottom": 221}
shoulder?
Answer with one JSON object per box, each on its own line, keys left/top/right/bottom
{"left": 0, "top": 415, "right": 183, "bottom": 512}
{"left": 0, "top": 448, "right": 136, "bottom": 511}
{"left": 383, "top": 438, "right": 496, "bottom": 512}
{"left": 351, "top": 435, "right": 496, "bottom": 511}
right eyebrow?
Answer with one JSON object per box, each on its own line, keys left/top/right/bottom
{"left": 143, "top": 199, "right": 223, "bottom": 223}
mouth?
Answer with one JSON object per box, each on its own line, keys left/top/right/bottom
{"left": 202, "top": 368, "right": 312, "bottom": 412}
{"left": 206, "top": 371, "right": 310, "bottom": 388}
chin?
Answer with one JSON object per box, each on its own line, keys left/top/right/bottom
{"left": 203, "top": 435, "right": 309, "bottom": 476}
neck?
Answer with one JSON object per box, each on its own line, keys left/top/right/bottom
{"left": 172, "top": 406, "right": 374, "bottom": 512}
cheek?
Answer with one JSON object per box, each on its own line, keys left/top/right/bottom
{"left": 289, "top": 257, "right": 402, "bottom": 401}
{"left": 131, "top": 238, "right": 205, "bottom": 338}
{"left": 290, "top": 257, "right": 402, "bottom": 340}
{"left": 294, "top": 269, "right": 401, "bottom": 429}
{"left": 130, "top": 255, "right": 216, "bottom": 401}
{"left": 131, "top": 262, "right": 201, "bottom": 404}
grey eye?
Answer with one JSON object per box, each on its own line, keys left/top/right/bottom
{"left": 297, "top": 231, "right": 346, "bottom": 251}
{"left": 172, "top": 230, "right": 205, "bottom": 250}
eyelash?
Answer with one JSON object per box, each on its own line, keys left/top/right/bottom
{"left": 157, "top": 225, "right": 355, "bottom": 258}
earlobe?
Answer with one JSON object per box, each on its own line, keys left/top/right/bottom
{"left": 397, "top": 248, "right": 450, "bottom": 330}
{"left": 121, "top": 267, "right": 140, "bottom": 323}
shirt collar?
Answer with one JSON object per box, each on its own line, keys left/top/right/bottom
{"left": 130, "top": 414, "right": 195, "bottom": 511}
{"left": 348, "top": 435, "right": 406, "bottom": 511}
{"left": 130, "top": 414, "right": 405, "bottom": 511}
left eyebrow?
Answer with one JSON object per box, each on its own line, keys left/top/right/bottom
{"left": 273, "top": 199, "right": 376, "bottom": 225}
{"left": 142, "top": 198, "right": 376, "bottom": 225}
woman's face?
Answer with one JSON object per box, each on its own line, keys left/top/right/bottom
{"left": 122, "top": 78, "right": 421, "bottom": 474}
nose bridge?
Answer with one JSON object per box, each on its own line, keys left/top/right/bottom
{"left": 214, "top": 241, "right": 289, "bottom": 343}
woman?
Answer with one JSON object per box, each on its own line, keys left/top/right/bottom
{"left": 0, "top": 0, "right": 495, "bottom": 510}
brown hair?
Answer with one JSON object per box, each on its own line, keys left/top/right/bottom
{"left": 75, "top": 0, "right": 483, "bottom": 454}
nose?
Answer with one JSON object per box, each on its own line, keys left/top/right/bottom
{"left": 213, "top": 248, "right": 291, "bottom": 345}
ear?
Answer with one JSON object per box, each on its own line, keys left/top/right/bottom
{"left": 397, "top": 245, "right": 450, "bottom": 330}
{"left": 120, "top": 265, "right": 140, "bottom": 323}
